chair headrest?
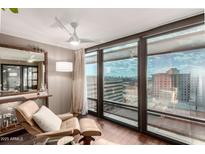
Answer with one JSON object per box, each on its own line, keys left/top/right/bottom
{"left": 16, "top": 100, "right": 39, "bottom": 126}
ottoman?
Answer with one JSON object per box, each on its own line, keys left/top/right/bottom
{"left": 79, "top": 118, "right": 102, "bottom": 145}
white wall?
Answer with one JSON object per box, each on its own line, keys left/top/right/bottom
{"left": 0, "top": 33, "right": 74, "bottom": 114}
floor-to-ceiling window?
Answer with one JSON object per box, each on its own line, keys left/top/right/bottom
{"left": 103, "top": 40, "right": 138, "bottom": 127}
{"left": 85, "top": 52, "right": 98, "bottom": 112}
{"left": 85, "top": 15, "right": 204, "bottom": 144}
{"left": 147, "top": 24, "right": 205, "bottom": 144}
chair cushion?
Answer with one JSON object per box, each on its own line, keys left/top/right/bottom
{"left": 61, "top": 117, "right": 80, "bottom": 135}
{"left": 33, "top": 106, "right": 62, "bottom": 132}
{"left": 58, "top": 113, "right": 73, "bottom": 121}
{"left": 16, "top": 100, "right": 39, "bottom": 126}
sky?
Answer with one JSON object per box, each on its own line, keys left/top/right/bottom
{"left": 85, "top": 48, "right": 205, "bottom": 78}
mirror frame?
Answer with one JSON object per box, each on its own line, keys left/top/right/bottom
{"left": 0, "top": 43, "right": 48, "bottom": 96}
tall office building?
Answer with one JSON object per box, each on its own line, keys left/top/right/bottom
{"left": 104, "top": 79, "right": 124, "bottom": 102}
{"left": 192, "top": 74, "right": 205, "bottom": 109}
{"left": 87, "top": 76, "right": 125, "bottom": 102}
{"left": 87, "top": 76, "right": 97, "bottom": 98}
{"left": 152, "top": 68, "right": 190, "bottom": 102}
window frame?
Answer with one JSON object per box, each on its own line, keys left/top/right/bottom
{"left": 145, "top": 26, "right": 205, "bottom": 144}
{"left": 102, "top": 41, "right": 139, "bottom": 128}
{"left": 85, "top": 50, "right": 99, "bottom": 115}
{"left": 85, "top": 13, "right": 204, "bottom": 145}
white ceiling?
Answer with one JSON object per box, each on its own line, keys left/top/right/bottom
{"left": 0, "top": 8, "right": 204, "bottom": 50}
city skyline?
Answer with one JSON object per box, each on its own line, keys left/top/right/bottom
{"left": 86, "top": 48, "right": 205, "bottom": 78}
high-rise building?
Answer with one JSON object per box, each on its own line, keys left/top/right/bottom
{"left": 152, "top": 68, "right": 190, "bottom": 102}
{"left": 193, "top": 74, "right": 205, "bottom": 109}
{"left": 87, "top": 76, "right": 125, "bottom": 102}
{"left": 87, "top": 76, "right": 97, "bottom": 98}
{"left": 104, "top": 79, "right": 124, "bottom": 102}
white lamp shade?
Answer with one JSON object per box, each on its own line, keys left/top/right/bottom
{"left": 56, "top": 62, "right": 73, "bottom": 72}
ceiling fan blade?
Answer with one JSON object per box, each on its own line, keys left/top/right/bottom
{"left": 55, "top": 17, "right": 72, "bottom": 36}
{"left": 80, "top": 38, "right": 97, "bottom": 43}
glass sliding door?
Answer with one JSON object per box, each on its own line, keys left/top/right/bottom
{"left": 85, "top": 52, "right": 98, "bottom": 112}
{"left": 103, "top": 40, "right": 138, "bottom": 127}
{"left": 147, "top": 24, "right": 205, "bottom": 144}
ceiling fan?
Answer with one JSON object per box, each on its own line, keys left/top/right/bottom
{"left": 55, "top": 17, "right": 97, "bottom": 46}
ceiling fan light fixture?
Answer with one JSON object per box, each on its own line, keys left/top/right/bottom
{"left": 55, "top": 18, "right": 96, "bottom": 46}
{"left": 70, "top": 40, "right": 80, "bottom": 46}
{"left": 69, "top": 34, "right": 80, "bottom": 46}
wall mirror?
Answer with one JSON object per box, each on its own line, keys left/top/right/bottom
{"left": 0, "top": 46, "right": 47, "bottom": 97}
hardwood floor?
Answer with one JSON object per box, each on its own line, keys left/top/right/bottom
{"left": 0, "top": 115, "right": 168, "bottom": 145}
{"left": 83, "top": 115, "right": 168, "bottom": 145}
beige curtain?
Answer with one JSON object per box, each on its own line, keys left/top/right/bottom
{"left": 71, "top": 49, "right": 88, "bottom": 115}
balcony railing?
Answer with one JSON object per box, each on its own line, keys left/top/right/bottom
{"left": 88, "top": 97, "right": 205, "bottom": 123}
{"left": 88, "top": 97, "right": 205, "bottom": 143}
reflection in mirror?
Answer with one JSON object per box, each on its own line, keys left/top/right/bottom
{"left": 0, "top": 47, "right": 46, "bottom": 96}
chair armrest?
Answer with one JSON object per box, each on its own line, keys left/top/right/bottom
{"left": 36, "top": 128, "right": 74, "bottom": 139}
{"left": 57, "top": 113, "right": 74, "bottom": 121}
